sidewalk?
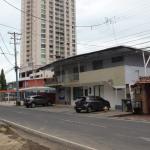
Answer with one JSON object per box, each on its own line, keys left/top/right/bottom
{"left": 112, "top": 113, "right": 150, "bottom": 122}
{"left": 0, "top": 101, "right": 25, "bottom": 106}
{"left": 0, "top": 101, "right": 16, "bottom": 106}
{"left": 87, "top": 110, "right": 132, "bottom": 117}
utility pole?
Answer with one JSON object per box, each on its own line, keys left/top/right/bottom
{"left": 9, "top": 32, "right": 21, "bottom": 106}
{"left": 105, "top": 17, "right": 118, "bottom": 45}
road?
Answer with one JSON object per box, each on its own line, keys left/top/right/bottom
{"left": 0, "top": 106, "right": 150, "bottom": 150}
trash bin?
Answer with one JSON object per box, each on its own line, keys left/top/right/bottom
{"left": 133, "top": 101, "right": 143, "bottom": 114}
{"left": 122, "top": 99, "right": 133, "bottom": 112}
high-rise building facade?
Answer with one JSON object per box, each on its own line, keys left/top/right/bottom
{"left": 20, "top": 0, "right": 76, "bottom": 79}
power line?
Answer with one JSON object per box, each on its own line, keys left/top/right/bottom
{"left": 0, "top": 23, "right": 19, "bottom": 30}
{"left": 2, "top": 0, "right": 150, "bottom": 53}
{"left": 0, "top": 46, "right": 14, "bottom": 66}
{"left": 78, "top": 32, "right": 150, "bottom": 49}
{"left": 5, "top": 67, "right": 14, "bottom": 74}
{"left": 0, "top": 52, "right": 14, "bottom": 56}
{"left": 84, "top": 19, "right": 150, "bottom": 44}
{"left": 0, "top": 32, "right": 11, "bottom": 54}
{"left": 1, "top": 0, "right": 107, "bottom": 29}
{"left": 132, "top": 41, "right": 150, "bottom": 47}
{"left": 0, "top": 19, "right": 149, "bottom": 56}
{"left": 2, "top": 0, "right": 149, "bottom": 42}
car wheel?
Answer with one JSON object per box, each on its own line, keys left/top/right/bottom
{"left": 87, "top": 107, "right": 92, "bottom": 113}
{"left": 103, "top": 106, "right": 109, "bottom": 111}
{"left": 31, "top": 103, "right": 36, "bottom": 108}
{"left": 47, "top": 102, "right": 52, "bottom": 106}
{"left": 76, "top": 109, "right": 81, "bottom": 113}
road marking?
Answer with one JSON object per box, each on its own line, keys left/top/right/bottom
{"left": 139, "top": 137, "right": 150, "bottom": 142}
{"left": 116, "top": 133, "right": 133, "bottom": 139}
{"left": 17, "top": 111, "right": 28, "bottom": 115}
{"left": 0, "top": 118, "right": 97, "bottom": 150}
{"left": 62, "top": 119, "right": 106, "bottom": 128}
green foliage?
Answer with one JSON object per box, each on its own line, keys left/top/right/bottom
{"left": 0, "top": 69, "right": 7, "bottom": 90}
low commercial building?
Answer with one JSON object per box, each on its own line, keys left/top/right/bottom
{"left": 40, "top": 46, "right": 150, "bottom": 109}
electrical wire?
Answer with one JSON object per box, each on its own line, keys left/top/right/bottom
{"left": 0, "top": 46, "right": 14, "bottom": 66}
{"left": 132, "top": 41, "right": 150, "bottom": 47}
{"left": 5, "top": 67, "right": 14, "bottom": 74}
{"left": 1, "top": 0, "right": 150, "bottom": 55}
{"left": 0, "top": 32, "right": 12, "bottom": 55}
{"left": 1, "top": 0, "right": 107, "bottom": 28}
{"left": 0, "top": 23, "right": 19, "bottom": 30}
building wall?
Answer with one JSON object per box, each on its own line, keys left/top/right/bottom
{"left": 81, "top": 85, "right": 124, "bottom": 109}
{"left": 103, "top": 84, "right": 125, "bottom": 109}
{"left": 79, "top": 66, "right": 125, "bottom": 86}
{"left": 21, "top": 79, "right": 45, "bottom": 88}
{"left": 20, "top": 0, "right": 76, "bottom": 74}
{"left": 48, "top": 48, "right": 150, "bottom": 108}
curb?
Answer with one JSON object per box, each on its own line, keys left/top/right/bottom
{"left": 1, "top": 119, "right": 97, "bottom": 150}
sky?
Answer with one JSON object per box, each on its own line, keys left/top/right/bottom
{"left": 0, "top": 0, "right": 150, "bottom": 82}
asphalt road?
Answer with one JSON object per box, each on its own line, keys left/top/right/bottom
{"left": 0, "top": 106, "right": 150, "bottom": 150}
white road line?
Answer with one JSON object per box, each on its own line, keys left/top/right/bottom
{"left": 116, "top": 133, "right": 133, "bottom": 139}
{"left": 17, "top": 111, "right": 28, "bottom": 115}
{"left": 0, "top": 118, "right": 97, "bottom": 150}
{"left": 62, "top": 119, "right": 106, "bottom": 128}
{"left": 139, "top": 137, "right": 150, "bottom": 142}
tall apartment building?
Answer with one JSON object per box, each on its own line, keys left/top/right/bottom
{"left": 20, "top": 0, "right": 76, "bottom": 79}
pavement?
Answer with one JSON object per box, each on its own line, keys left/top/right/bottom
{"left": 0, "top": 101, "right": 16, "bottom": 106}
{"left": 114, "top": 114, "right": 150, "bottom": 122}
{"left": 0, "top": 106, "right": 150, "bottom": 150}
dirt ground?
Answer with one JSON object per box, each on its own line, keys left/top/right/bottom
{"left": 0, "top": 123, "right": 50, "bottom": 150}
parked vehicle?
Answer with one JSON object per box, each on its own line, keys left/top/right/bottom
{"left": 24, "top": 95, "right": 52, "bottom": 108}
{"left": 74, "top": 96, "right": 111, "bottom": 113}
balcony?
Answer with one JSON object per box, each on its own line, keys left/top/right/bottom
{"left": 44, "top": 73, "right": 79, "bottom": 86}
{"left": 64, "top": 73, "right": 79, "bottom": 83}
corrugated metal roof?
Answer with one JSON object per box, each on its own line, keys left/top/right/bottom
{"left": 39, "top": 46, "right": 146, "bottom": 70}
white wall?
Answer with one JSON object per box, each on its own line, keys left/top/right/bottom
{"left": 103, "top": 84, "right": 125, "bottom": 109}
{"left": 81, "top": 84, "right": 125, "bottom": 109}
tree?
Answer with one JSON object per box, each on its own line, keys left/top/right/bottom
{"left": 0, "top": 69, "right": 7, "bottom": 90}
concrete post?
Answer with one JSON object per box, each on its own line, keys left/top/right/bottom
{"left": 70, "top": 87, "right": 74, "bottom": 106}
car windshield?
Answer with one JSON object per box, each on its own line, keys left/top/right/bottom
{"left": 86, "top": 96, "right": 98, "bottom": 100}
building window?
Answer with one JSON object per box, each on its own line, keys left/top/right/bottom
{"left": 41, "top": 44, "right": 46, "bottom": 48}
{"left": 41, "top": 49, "right": 46, "bottom": 53}
{"left": 92, "top": 60, "right": 103, "bottom": 70}
{"left": 80, "top": 65, "right": 85, "bottom": 72}
{"left": 41, "top": 54, "right": 46, "bottom": 58}
{"left": 112, "top": 56, "right": 124, "bottom": 63}
{"left": 73, "top": 67, "right": 78, "bottom": 73}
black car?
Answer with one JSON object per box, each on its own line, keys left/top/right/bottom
{"left": 74, "top": 96, "right": 111, "bottom": 113}
{"left": 24, "top": 95, "right": 52, "bottom": 108}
